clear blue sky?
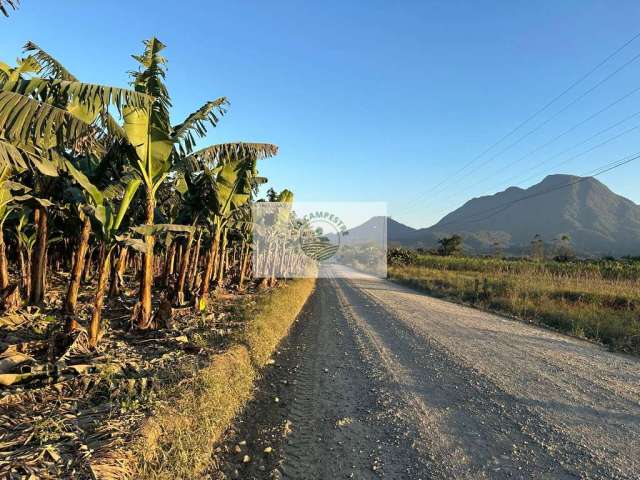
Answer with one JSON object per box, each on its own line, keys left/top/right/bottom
{"left": 3, "top": 0, "right": 640, "bottom": 227}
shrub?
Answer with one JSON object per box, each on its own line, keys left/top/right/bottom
{"left": 387, "top": 247, "right": 418, "bottom": 266}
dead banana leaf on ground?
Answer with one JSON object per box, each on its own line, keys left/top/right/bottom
{"left": 0, "top": 352, "right": 34, "bottom": 374}
{"left": 0, "top": 283, "right": 20, "bottom": 312}
{"left": 0, "top": 312, "right": 29, "bottom": 329}
{"left": 0, "top": 371, "right": 45, "bottom": 386}
{"left": 52, "top": 329, "right": 91, "bottom": 363}
{"left": 0, "top": 340, "right": 49, "bottom": 361}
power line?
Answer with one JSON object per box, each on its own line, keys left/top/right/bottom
{"left": 397, "top": 30, "right": 640, "bottom": 213}
{"left": 509, "top": 122, "right": 640, "bottom": 188}
{"left": 427, "top": 152, "right": 640, "bottom": 229}
{"left": 421, "top": 110, "right": 640, "bottom": 216}
{"left": 401, "top": 109, "right": 640, "bottom": 219}
{"left": 402, "top": 49, "right": 640, "bottom": 214}
{"left": 464, "top": 86, "right": 640, "bottom": 189}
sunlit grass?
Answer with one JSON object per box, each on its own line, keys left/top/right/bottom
{"left": 389, "top": 255, "right": 640, "bottom": 354}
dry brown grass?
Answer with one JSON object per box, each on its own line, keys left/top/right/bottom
{"left": 131, "top": 278, "right": 316, "bottom": 480}
{"left": 390, "top": 256, "right": 640, "bottom": 354}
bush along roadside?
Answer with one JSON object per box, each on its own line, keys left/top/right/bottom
{"left": 130, "top": 278, "right": 316, "bottom": 480}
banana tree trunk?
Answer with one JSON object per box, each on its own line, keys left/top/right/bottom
{"left": 137, "top": 191, "right": 155, "bottom": 328}
{"left": 163, "top": 241, "right": 176, "bottom": 287}
{"left": 268, "top": 239, "right": 284, "bottom": 287}
{"left": 215, "top": 228, "right": 228, "bottom": 287}
{"left": 82, "top": 246, "right": 92, "bottom": 282}
{"left": 187, "top": 229, "right": 202, "bottom": 292}
{"left": 64, "top": 214, "right": 91, "bottom": 316}
{"left": 239, "top": 241, "right": 250, "bottom": 291}
{"left": 109, "top": 245, "right": 128, "bottom": 298}
{"left": 277, "top": 238, "right": 288, "bottom": 277}
{"left": 174, "top": 242, "right": 183, "bottom": 285}
{"left": 19, "top": 249, "right": 29, "bottom": 298}
{"left": 0, "top": 226, "right": 9, "bottom": 290}
{"left": 198, "top": 224, "right": 220, "bottom": 311}
{"left": 174, "top": 232, "right": 194, "bottom": 305}
{"left": 29, "top": 206, "right": 47, "bottom": 305}
{"left": 89, "top": 246, "right": 111, "bottom": 348}
{"left": 257, "top": 241, "right": 274, "bottom": 289}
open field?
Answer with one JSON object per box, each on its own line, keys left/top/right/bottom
{"left": 389, "top": 254, "right": 640, "bottom": 354}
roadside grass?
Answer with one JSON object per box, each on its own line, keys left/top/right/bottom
{"left": 132, "top": 278, "right": 316, "bottom": 480}
{"left": 389, "top": 255, "right": 640, "bottom": 354}
{"left": 244, "top": 278, "right": 317, "bottom": 366}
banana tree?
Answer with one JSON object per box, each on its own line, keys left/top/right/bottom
{"left": 271, "top": 189, "right": 295, "bottom": 284}
{"left": 0, "top": 165, "right": 36, "bottom": 308}
{"left": 0, "top": 164, "right": 18, "bottom": 290}
{"left": 12, "top": 42, "right": 137, "bottom": 314}
{"left": 121, "top": 38, "right": 226, "bottom": 327}
{"left": 170, "top": 178, "right": 202, "bottom": 305}
{"left": 1, "top": 50, "right": 152, "bottom": 305}
{"left": 186, "top": 142, "right": 277, "bottom": 310}
{"left": 227, "top": 205, "right": 254, "bottom": 291}
{"left": 0, "top": 156, "right": 58, "bottom": 309}
{"left": 65, "top": 160, "right": 141, "bottom": 346}
{"left": 256, "top": 188, "right": 295, "bottom": 286}
{"left": 13, "top": 210, "right": 34, "bottom": 297}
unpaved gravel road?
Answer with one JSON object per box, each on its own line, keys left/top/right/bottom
{"left": 212, "top": 272, "right": 640, "bottom": 480}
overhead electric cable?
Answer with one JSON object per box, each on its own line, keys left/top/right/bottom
{"left": 427, "top": 152, "right": 640, "bottom": 229}
{"left": 397, "top": 30, "right": 640, "bottom": 213}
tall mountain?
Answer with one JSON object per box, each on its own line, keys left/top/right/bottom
{"left": 389, "top": 174, "right": 640, "bottom": 256}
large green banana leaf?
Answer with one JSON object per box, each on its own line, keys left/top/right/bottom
{"left": 214, "top": 158, "right": 254, "bottom": 217}
{"left": 171, "top": 98, "right": 228, "bottom": 156}
{"left": 0, "top": 138, "right": 28, "bottom": 171}
{"left": 0, "top": 0, "right": 18, "bottom": 16}
{"left": 64, "top": 159, "right": 142, "bottom": 241}
{"left": 123, "top": 105, "right": 173, "bottom": 187}
{"left": 0, "top": 90, "right": 91, "bottom": 149}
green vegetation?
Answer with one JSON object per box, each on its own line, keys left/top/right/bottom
{"left": 388, "top": 251, "right": 640, "bottom": 354}
{"left": 0, "top": 38, "right": 309, "bottom": 341}
{"left": 437, "top": 234, "right": 463, "bottom": 256}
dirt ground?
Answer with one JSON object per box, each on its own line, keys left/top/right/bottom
{"left": 211, "top": 273, "right": 640, "bottom": 480}
{"left": 0, "top": 272, "right": 251, "bottom": 479}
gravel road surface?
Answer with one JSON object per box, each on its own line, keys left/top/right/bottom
{"left": 212, "top": 272, "right": 640, "bottom": 480}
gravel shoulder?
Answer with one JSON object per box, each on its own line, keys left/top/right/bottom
{"left": 210, "top": 273, "right": 640, "bottom": 479}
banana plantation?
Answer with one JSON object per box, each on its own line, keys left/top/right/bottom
{"left": 0, "top": 38, "right": 299, "bottom": 477}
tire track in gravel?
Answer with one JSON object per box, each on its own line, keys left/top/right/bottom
{"left": 280, "top": 279, "right": 433, "bottom": 479}
{"left": 211, "top": 279, "right": 434, "bottom": 480}
{"left": 334, "top": 277, "right": 604, "bottom": 479}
